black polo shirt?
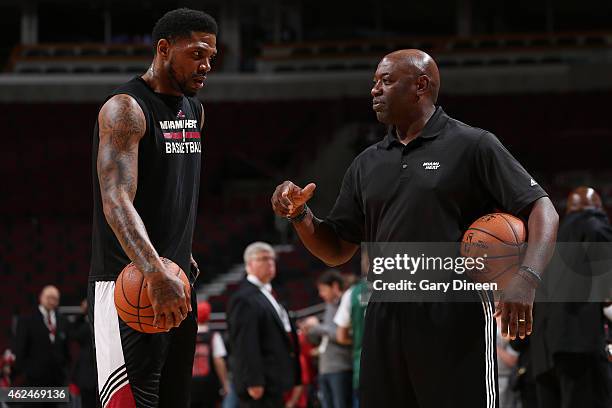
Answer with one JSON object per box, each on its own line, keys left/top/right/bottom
{"left": 324, "top": 106, "right": 548, "bottom": 243}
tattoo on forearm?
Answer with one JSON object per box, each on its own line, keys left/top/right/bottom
{"left": 98, "top": 95, "right": 161, "bottom": 275}
{"left": 151, "top": 284, "right": 180, "bottom": 303}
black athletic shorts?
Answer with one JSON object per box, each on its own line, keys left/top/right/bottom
{"left": 359, "top": 290, "right": 499, "bottom": 408}
{"left": 88, "top": 281, "right": 197, "bottom": 408}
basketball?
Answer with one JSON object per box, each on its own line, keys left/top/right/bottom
{"left": 114, "top": 258, "right": 190, "bottom": 333}
{"left": 460, "top": 213, "right": 526, "bottom": 289}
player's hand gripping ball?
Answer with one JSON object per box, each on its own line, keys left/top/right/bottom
{"left": 114, "top": 258, "right": 190, "bottom": 333}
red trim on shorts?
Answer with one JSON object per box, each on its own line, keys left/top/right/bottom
{"left": 106, "top": 383, "right": 136, "bottom": 408}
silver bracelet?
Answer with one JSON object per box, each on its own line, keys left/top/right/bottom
{"left": 518, "top": 265, "right": 542, "bottom": 285}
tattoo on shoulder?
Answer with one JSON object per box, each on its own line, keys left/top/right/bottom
{"left": 100, "top": 94, "right": 146, "bottom": 149}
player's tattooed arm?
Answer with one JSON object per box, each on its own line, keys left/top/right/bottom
{"left": 97, "top": 94, "right": 190, "bottom": 328}
{"left": 97, "top": 94, "right": 163, "bottom": 275}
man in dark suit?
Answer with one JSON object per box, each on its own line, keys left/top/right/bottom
{"left": 70, "top": 299, "right": 97, "bottom": 408}
{"left": 228, "top": 242, "right": 301, "bottom": 408}
{"left": 13, "top": 285, "right": 70, "bottom": 406}
{"left": 532, "top": 187, "right": 612, "bottom": 408}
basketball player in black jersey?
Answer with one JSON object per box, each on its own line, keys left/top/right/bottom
{"left": 89, "top": 9, "right": 217, "bottom": 408}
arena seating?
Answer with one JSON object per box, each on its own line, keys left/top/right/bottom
{"left": 257, "top": 31, "right": 612, "bottom": 73}
{"left": 6, "top": 43, "right": 152, "bottom": 74}
{"left": 6, "top": 31, "right": 611, "bottom": 75}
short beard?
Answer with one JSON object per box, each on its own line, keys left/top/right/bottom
{"left": 168, "top": 60, "right": 195, "bottom": 97}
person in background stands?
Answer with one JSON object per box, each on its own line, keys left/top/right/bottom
{"left": 192, "top": 300, "right": 229, "bottom": 408}
{"left": 302, "top": 270, "right": 352, "bottom": 408}
{"left": 13, "top": 285, "right": 70, "bottom": 408}
{"left": 0, "top": 350, "right": 15, "bottom": 389}
{"left": 532, "top": 187, "right": 612, "bottom": 408}
{"left": 334, "top": 251, "right": 370, "bottom": 408}
{"left": 70, "top": 299, "right": 97, "bottom": 408}
{"left": 227, "top": 242, "right": 301, "bottom": 407}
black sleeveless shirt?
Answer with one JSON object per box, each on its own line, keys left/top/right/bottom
{"left": 90, "top": 77, "right": 202, "bottom": 281}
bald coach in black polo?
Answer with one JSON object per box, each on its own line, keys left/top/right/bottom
{"left": 271, "top": 49, "right": 559, "bottom": 408}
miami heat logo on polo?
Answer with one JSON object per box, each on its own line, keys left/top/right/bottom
{"left": 159, "top": 119, "right": 202, "bottom": 154}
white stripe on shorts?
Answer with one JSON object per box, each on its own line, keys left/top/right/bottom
{"left": 94, "top": 281, "right": 130, "bottom": 408}
{"left": 478, "top": 290, "right": 497, "bottom": 408}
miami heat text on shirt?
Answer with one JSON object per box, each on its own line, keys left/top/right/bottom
{"left": 159, "top": 120, "right": 202, "bottom": 154}
{"left": 159, "top": 119, "right": 198, "bottom": 130}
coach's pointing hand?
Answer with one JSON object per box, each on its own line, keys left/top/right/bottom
{"left": 271, "top": 181, "right": 316, "bottom": 218}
